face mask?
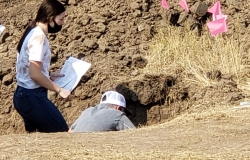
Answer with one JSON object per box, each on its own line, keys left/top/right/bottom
{"left": 48, "top": 19, "right": 62, "bottom": 33}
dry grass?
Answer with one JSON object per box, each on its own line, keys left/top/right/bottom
{"left": 141, "top": 23, "right": 250, "bottom": 120}
{"left": 142, "top": 24, "right": 245, "bottom": 88}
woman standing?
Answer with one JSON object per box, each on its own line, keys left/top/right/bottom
{"left": 14, "top": 0, "right": 70, "bottom": 133}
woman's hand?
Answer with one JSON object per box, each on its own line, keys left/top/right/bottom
{"left": 58, "top": 88, "right": 71, "bottom": 99}
{"left": 50, "top": 71, "right": 64, "bottom": 81}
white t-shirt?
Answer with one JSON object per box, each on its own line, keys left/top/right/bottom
{"left": 16, "top": 27, "right": 51, "bottom": 89}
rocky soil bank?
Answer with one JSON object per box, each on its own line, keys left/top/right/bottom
{"left": 0, "top": 0, "right": 249, "bottom": 134}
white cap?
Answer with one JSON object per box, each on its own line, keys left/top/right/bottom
{"left": 100, "top": 91, "right": 126, "bottom": 108}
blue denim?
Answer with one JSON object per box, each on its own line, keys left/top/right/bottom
{"left": 13, "top": 86, "right": 69, "bottom": 133}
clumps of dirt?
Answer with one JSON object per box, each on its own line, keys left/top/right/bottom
{"left": 116, "top": 74, "right": 174, "bottom": 106}
{"left": 131, "top": 54, "right": 148, "bottom": 69}
{"left": 190, "top": 72, "right": 245, "bottom": 110}
{"left": 207, "top": 70, "right": 222, "bottom": 81}
{"left": 0, "top": 0, "right": 249, "bottom": 134}
{"left": 113, "top": 74, "right": 174, "bottom": 126}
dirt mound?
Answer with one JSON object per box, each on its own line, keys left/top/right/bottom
{"left": 0, "top": 0, "right": 249, "bottom": 134}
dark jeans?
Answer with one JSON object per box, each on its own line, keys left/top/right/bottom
{"left": 13, "top": 86, "right": 69, "bottom": 133}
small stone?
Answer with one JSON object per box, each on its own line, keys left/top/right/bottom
{"left": 190, "top": 2, "right": 208, "bottom": 17}
{"left": 2, "top": 74, "right": 13, "bottom": 86}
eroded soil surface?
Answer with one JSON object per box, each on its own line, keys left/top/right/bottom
{"left": 0, "top": 0, "right": 249, "bottom": 136}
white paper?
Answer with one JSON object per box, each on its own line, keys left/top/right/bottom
{"left": 0, "top": 25, "right": 5, "bottom": 35}
{"left": 53, "top": 57, "right": 91, "bottom": 91}
{"left": 233, "top": 105, "right": 250, "bottom": 109}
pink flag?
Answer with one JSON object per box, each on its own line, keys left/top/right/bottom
{"left": 207, "top": 1, "right": 221, "bottom": 15}
{"left": 207, "top": 1, "right": 227, "bottom": 21}
{"left": 161, "top": 0, "right": 169, "bottom": 10}
{"left": 179, "top": 0, "right": 189, "bottom": 12}
{"left": 207, "top": 17, "right": 228, "bottom": 36}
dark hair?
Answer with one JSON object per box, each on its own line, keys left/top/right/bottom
{"left": 17, "top": 0, "right": 65, "bottom": 53}
{"left": 101, "top": 95, "right": 107, "bottom": 102}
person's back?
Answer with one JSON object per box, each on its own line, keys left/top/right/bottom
{"left": 70, "top": 103, "right": 135, "bottom": 132}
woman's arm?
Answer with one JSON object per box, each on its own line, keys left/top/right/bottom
{"left": 30, "top": 60, "right": 70, "bottom": 98}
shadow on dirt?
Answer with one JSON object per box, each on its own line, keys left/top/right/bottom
{"left": 115, "top": 74, "right": 176, "bottom": 126}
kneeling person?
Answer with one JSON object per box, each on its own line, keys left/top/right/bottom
{"left": 69, "top": 91, "right": 135, "bottom": 132}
